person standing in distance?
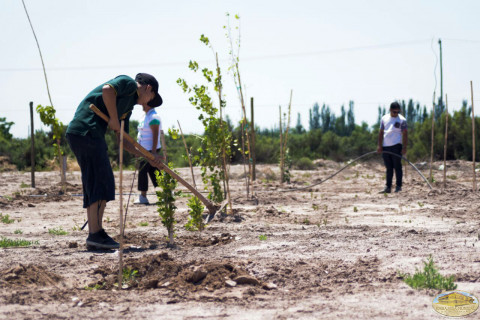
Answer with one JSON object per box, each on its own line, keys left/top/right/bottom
{"left": 66, "top": 73, "right": 164, "bottom": 249}
{"left": 377, "top": 101, "right": 408, "bottom": 193}
{"left": 134, "top": 102, "right": 167, "bottom": 205}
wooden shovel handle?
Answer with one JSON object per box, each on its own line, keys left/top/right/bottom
{"left": 89, "top": 104, "right": 217, "bottom": 214}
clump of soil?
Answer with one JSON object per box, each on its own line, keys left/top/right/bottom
{"left": 91, "top": 252, "right": 265, "bottom": 298}
{"left": 0, "top": 264, "right": 62, "bottom": 288}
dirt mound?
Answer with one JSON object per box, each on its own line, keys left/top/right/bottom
{"left": 0, "top": 156, "right": 16, "bottom": 172}
{"left": 90, "top": 253, "right": 266, "bottom": 299}
{"left": 0, "top": 264, "right": 62, "bottom": 288}
{"left": 179, "top": 233, "right": 235, "bottom": 247}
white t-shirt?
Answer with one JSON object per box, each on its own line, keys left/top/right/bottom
{"left": 380, "top": 113, "right": 407, "bottom": 147}
{"left": 137, "top": 109, "right": 162, "bottom": 151}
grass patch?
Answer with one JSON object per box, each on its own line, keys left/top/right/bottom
{"left": 0, "top": 213, "right": 15, "bottom": 224}
{"left": 0, "top": 237, "right": 38, "bottom": 248}
{"left": 398, "top": 256, "right": 457, "bottom": 291}
{"left": 14, "top": 229, "right": 23, "bottom": 234}
{"left": 139, "top": 221, "right": 149, "bottom": 227}
{"left": 85, "top": 283, "right": 105, "bottom": 291}
{"left": 48, "top": 227, "right": 68, "bottom": 236}
{"left": 259, "top": 234, "right": 267, "bottom": 241}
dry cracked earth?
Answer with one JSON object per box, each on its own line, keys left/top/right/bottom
{"left": 0, "top": 159, "right": 479, "bottom": 319}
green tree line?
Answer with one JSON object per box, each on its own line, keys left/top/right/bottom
{"left": 0, "top": 98, "right": 478, "bottom": 172}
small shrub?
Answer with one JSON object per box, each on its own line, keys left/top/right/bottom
{"left": 398, "top": 256, "right": 457, "bottom": 291}
{"left": 121, "top": 267, "right": 138, "bottom": 286}
{"left": 185, "top": 196, "right": 205, "bottom": 231}
{"left": 14, "top": 229, "right": 23, "bottom": 234}
{"left": 303, "top": 218, "right": 310, "bottom": 225}
{"left": 353, "top": 206, "right": 358, "bottom": 212}
{"left": 0, "top": 213, "right": 15, "bottom": 224}
{"left": 259, "top": 234, "right": 267, "bottom": 241}
{"left": 139, "top": 221, "right": 149, "bottom": 227}
{"left": 48, "top": 227, "right": 68, "bottom": 236}
{"left": 295, "top": 157, "right": 315, "bottom": 170}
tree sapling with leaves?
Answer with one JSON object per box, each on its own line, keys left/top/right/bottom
{"left": 155, "top": 164, "right": 181, "bottom": 247}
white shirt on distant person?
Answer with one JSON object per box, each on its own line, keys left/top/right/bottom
{"left": 137, "top": 108, "right": 162, "bottom": 151}
{"left": 380, "top": 114, "right": 407, "bottom": 147}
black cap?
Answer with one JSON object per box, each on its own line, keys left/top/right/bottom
{"left": 135, "top": 73, "right": 163, "bottom": 107}
{"left": 390, "top": 101, "right": 401, "bottom": 110}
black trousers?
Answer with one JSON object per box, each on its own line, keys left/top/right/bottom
{"left": 382, "top": 144, "right": 403, "bottom": 188}
{"left": 137, "top": 154, "right": 160, "bottom": 192}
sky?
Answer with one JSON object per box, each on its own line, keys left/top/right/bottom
{"left": 1, "top": 0, "right": 480, "bottom": 138}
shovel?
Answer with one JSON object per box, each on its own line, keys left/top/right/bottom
{"left": 89, "top": 104, "right": 226, "bottom": 223}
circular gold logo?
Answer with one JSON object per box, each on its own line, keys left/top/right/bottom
{"left": 432, "top": 291, "right": 479, "bottom": 317}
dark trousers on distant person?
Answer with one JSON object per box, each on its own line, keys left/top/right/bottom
{"left": 137, "top": 154, "right": 160, "bottom": 192}
{"left": 382, "top": 144, "right": 403, "bottom": 188}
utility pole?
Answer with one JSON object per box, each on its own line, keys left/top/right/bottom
{"left": 438, "top": 39, "right": 443, "bottom": 106}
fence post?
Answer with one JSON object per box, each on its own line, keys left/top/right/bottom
{"left": 251, "top": 97, "right": 256, "bottom": 181}
{"left": 29, "top": 102, "right": 35, "bottom": 188}
{"left": 471, "top": 81, "right": 476, "bottom": 191}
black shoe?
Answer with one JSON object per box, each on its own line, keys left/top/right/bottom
{"left": 395, "top": 186, "right": 402, "bottom": 193}
{"left": 86, "top": 229, "right": 119, "bottom": 249}
{"left": 380, "top": 186, "right": 391, "bottom": 194}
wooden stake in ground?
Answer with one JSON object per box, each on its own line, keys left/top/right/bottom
{"left": 118, "top": 120, "right": 125, "bottom": 289}
{"left": 29, "top": 101, "right": 35, "bottom": 188}
{"left": 282, "top": 90, "right": 293, "bottom": 170}
{"left": 215, "top": 53, "right": 233, "bottom": 213}
{"left": 251, "top": 97, "right": 256, "bottom": 181}
{"left": 429, "top": 92, "right": 436, "bottom": 182}
{"left": 177, "top": 120, "right": 196, "bottom": 188}
{"left": 471, "top": 81, "right": 476, "bottom": 191}
{"left": 279, "top": 106, "right": 284, "bottom": 183}
{"left": 443, "top": 94, "right": 449, "bottom": 190}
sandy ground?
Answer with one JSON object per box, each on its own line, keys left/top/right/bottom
{"left": 0, "top": 159, "right": 479, "bottom": 320}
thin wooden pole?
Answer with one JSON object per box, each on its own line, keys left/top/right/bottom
{"left": 443, "top": 95, "right": 449, "bottom": 190}
{"left": 215, "top": 53, "right": 232, "bottom": 213}
{"left": 283, "top": 90, "right": 293, "bottom": 163}
{"left": 29, "top": 102, "right": 35, "bottom": 188}
{"left": 471, "top": 81, "right": 476, "bottom": 191}
{"left": 251, "top": 97, "right": 256, "bottom": 181}
{"left": 429, "top": 92, "right": 435, "bottom": 182}
{"left": 279, "top": 106, "right": 284, "bottom": 183}
{"left": 177, "top": 121, "right": 196, "bottom": 188}
{"left": 118, "top": 120, "right": 125, "bottom": 289}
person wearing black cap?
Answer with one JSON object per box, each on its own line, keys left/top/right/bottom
{"left": 377, "top": 101, "right": 408, "bottom": 193}
{"left": 66, "top": 73, "right": 164, "bottom": 250}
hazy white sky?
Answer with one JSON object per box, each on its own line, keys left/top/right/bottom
{"left": 1, "top": 0, "right": 480, "bottom": 138}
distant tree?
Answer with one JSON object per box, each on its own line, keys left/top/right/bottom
{"left": 346, "top": 101, "right": 355, "bottom": 135}
{"left": 309, "top": 103, "right": 320, "bottom": 130}
{"left": 295, "top": 112, "right": 304, "bottom": 134}
{"left": 335, "top": 105, "right": 347, "bottom": 136}
{"left": 320, "top": 104, "right": 335, "bottom": 133}
{"left": 0, "top": 117, "right": 14, "bottom": 140}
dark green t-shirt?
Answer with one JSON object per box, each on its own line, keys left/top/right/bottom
{"left": 66, "top": 75, "right": 138, "bottom": 138}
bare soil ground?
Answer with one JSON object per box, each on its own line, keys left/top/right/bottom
{"left": 0, "top": 159, "right": 479, "bottom": 319}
